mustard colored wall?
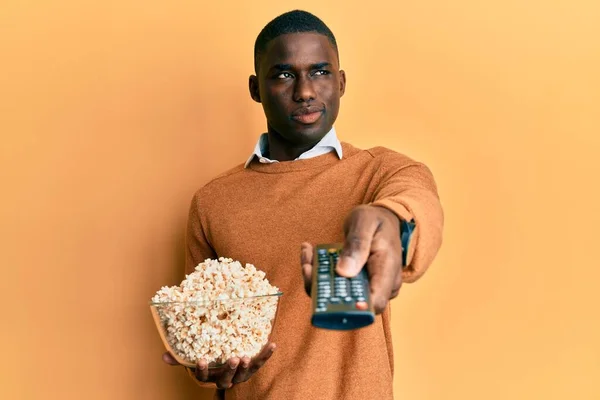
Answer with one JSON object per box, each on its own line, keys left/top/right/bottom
{"left": 1, "top": 1, "right": 598, "bottom": 399}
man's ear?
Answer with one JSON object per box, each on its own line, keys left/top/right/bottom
{"left": 339, "top": 70, "right": 347, "bottom": 97}
{"left": 249, "top": 75, "right": 261, "bottom": 103}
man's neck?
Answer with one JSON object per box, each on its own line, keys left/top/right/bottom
{"left": 266, "top": 130, "right": 319, "bottom": 161}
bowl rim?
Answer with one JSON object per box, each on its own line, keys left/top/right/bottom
{"left": 149, "top": 291, "right": 283, "bottom": 306}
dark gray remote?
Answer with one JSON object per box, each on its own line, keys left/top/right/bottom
{"left": 310, "top": 244, "right": 375, "bottom": 330}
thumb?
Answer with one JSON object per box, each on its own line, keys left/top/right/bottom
{"left": 162, "top": 352, "right": 181, "bottom": 366}
{"left": 337, "top": 208, "right": 378, "bottom": 277}
{"left": 337, "top": 238, "right": 372, "bottom": 278}
{"left": 300, "top": 242, "right": 313, "bottom": 296}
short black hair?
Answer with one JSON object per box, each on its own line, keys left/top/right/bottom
{"left": 254, "top": 10, "right": 339, "bottom": 73}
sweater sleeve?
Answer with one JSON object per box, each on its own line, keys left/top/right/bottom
{"left": 183, "top": 192, "right": 220, "bottom": 391}
{"left": 185, "top": 191, "right": 217, "bottom": 275}
{"left": 369, "top": 152, "right": 444, "bottom": 283}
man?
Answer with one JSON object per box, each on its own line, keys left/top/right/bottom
{"left": 163, "top": 9, "right": 444, "bottom": 400}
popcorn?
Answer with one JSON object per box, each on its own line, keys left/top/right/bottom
{"left": 151, "top": 258, "right": 279, "bottom": 366}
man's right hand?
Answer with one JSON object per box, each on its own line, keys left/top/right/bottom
{"left": 162, "top": 342, "right": 276, "bottom": 389}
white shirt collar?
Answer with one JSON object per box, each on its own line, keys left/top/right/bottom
{"left": 244, "top": 127, "right": 343, "bottom": 168}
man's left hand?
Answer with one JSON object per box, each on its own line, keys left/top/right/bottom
{"left": 301, "top": 205, "right": 403, "bottom": 314}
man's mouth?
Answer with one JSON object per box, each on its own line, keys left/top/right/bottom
{"left": 291, "top": 107, "right": 324, "bottom": 125}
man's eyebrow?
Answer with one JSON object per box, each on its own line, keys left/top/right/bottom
{"left": 271, "top": 63, "right": 293, "bottom": 71}
{"left": 311, "top": 62, "right": 331, "bottom": 69}
{"left": 269, "top": 62, "right": 332, "bottom": 71}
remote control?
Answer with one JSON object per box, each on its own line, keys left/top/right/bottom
{"left": 310, "top": 244, "right": 375, "bottom": 330}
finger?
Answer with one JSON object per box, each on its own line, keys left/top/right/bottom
{"left": 301, "top": 242, "right": 314, "bottom": 296}
{"left": 390, "top": 269, "right": 403, "bottom": 299}
{"left": 232, "top": 356, "right": 252, "bottom": 384}
{"left": 366, "top": 247, "right": 398, "bottom": 314}
{"left": 216, "top": 357, "right": 239, "bottom": 389}
{"left": 249, "top": 342, "right": 276, "bottom": 374}
{"left": 194, "top": 359, "right": 209, "bottom": 382}
{"left": 162, "top": 352, "right": 180, "bottom": 366}
{"left": 337, "top": 207, "right": 380, "bottom": 277}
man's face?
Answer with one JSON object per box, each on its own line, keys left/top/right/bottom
{"left": 250, "top": 32, "right": 346, "bottom": 146}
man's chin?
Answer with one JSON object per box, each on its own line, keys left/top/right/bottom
{"left": 290, "top": 124, "right": 330, "bottom": 143}
{"left": 269, "top": 121, "right": 331, "bottom": 145}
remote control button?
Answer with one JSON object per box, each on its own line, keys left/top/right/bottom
{"left": 329, "top": 297, "right": 341, "bottom": 303}
{"left": 355, "top": 301, "right": 368, "bottom": 310}
{"left": 318, "top": 274, "right": 329, "bottom": 280}
{"left": 316, "top": 307, "right": 327, "bottom": 313}
{"left": 328, "top": 248, "right": 338, "bottom": 254}
{"left": 318, "top": 248, "right": 327, "bottom": 255}
{"left": 344, "top": 296, "right": 353, "bottom": 303}
{"left": 356, "top": 296, "right": 366, "bottom": 302}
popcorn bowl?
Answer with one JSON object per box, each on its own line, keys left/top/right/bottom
{"left": 150, "top": 292, "right": 282, "bottom": 369}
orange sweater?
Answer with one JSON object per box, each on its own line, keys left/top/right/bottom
{"left": 184, "top": 142, "right": 444, "bottom": 400}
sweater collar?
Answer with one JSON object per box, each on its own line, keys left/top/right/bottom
{"left": 244, "top": 127, "right": 343, "bottom": 168}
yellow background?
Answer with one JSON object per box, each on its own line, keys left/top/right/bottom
{"left": 1, "top": 1, "right": 598, "bottom": 399}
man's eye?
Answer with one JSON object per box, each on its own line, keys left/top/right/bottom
{"left": 276, "top": 72, "right": 293, "bottom": 79}
{"left": 313, "top": 70, "right": 330, "bottom": 76}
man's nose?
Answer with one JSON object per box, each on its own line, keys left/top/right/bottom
{"left": 293, "top": 75, "right": 316, "bottom": 103}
